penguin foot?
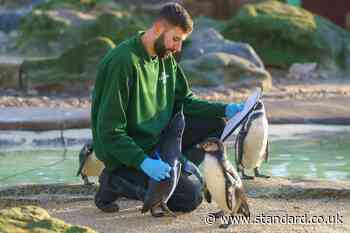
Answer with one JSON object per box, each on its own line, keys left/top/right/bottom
{"left": 241, "top": 170, "right": 255, "bottom": 180}
{"left": 209, "top": 210, "right": 224, "bottom": 219}
{"left": 219, "top": 214, "right": 235, "bottom": 228}
{"left": 95, "top": 198, "right": 120, "bottom": 213}
{"left": 241, "top": 174, "right": 255, "bottom": 180}
{"left": 255, "top": 174, "right": 270, "bottom": 178}
{"left": 82, "top": 175, "right": 94, "bottom": 185}
{"left": 84, "top": 181, "right": 95, "bottom": 185}
{"left": 254, "top": 168, "right": 270, "bottom": 178}
{"left": 151, "top": 207, "right": 165, "bottom": 217}
{"left": 151, "top": 203, "right": 176, "bottom": 218}
{"left": 219, "top": 222, "right": 231, "bottom": 229}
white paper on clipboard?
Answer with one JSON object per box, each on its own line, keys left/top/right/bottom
{"left": 220, "top": 88, "right": 262, "bottom": 142}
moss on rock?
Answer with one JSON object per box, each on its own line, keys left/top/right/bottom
{"left": 86, "top": 10, "right": 151, "bottom": 46}
{"left": 222, "top": 0, "right": 350, "bottom": 69}
{"left": 21, "top": 37, "right": 115, "bottom": 92}
{"left": 15, "top": 2, "right": 152, "bottom": 56}
{"left": 0, "top": 205, "right": 98, "bottom": 233}
{"left": 33, "top": 0, "right": 104, "bottom": 11}
{"left": 16, "top": 8, "right": 95, "bottom": 56}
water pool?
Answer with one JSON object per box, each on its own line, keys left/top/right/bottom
{"left": 0, "top": 125, "right": 349, "bottom": 187}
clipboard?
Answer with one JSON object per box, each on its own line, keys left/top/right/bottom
{"left": 220, "top": 88, "right": 262, "bottom": 142}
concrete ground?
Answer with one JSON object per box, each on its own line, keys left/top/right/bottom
{"left": 49, "top": 197, "right": 350, "bottom": 233}
{"left": 1, "top": 177, "right": 349, "bottom": 233}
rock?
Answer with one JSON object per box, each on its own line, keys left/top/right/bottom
{"left": 0, "top": 0, "right": 42, "bottom": 33}
{"left": 0, "top": 205, "right": 97, "bottom": 233}
{"left": 180, "top": 52, "right": 272, "bottom": 90}
{"left": 15, "top": 3, "right": 152, "bottom": 57}
{"left": 346, "top": 42, "right": 350, "bottom": 70}
{"left": 21, "top": 37, "right": 115, "bottom": 93}
{"left": 0, "top": 0, "right": 39, "bottom": 9}
{"left": 27, "top": 89, "right": 38, "bottom": 96}
{"left": 8, "top": 30, "right": 18, "bottom": 38}
{"left": 91, "top": 10, "right": 150, "bottom": 46}
{"left": 4, "top": 88, "right": 19, "bottom": 96}
{"left": 0, "top": 31, "right": 8, "bottom": 44}
{"left": 289, "top": 63, "right": 318, "bottom": 74}
{"left": 222, "top": 0, "right": 350, "bottom": 70}
{"left": 346, "top": 13, "right": 350, "bottom": 31}
{"left": 0, "top": 56, "right": 23, "bottom": 89}
{"left": 183, "top": 27, "right": 265, "bottom": 69}
{"left": 16, "top": 8, "right": 95, "bottom": 56}
{"left": 192, "top": 16, "right": 227, "bottom": 32}
{"left": 287, "top": 63, "right": 318, "bottom": 80}
{"left": 182, "top": 0, "right": 236, "bottom": 19}
{"left": 0, "top": 31, "right": 9, "bottom": 53}
{"left": 0, "top": 138, "right": 26, "bottom": 147}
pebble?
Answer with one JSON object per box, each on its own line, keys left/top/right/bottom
{"left": 1, "top": 82, "right": 350, "bottom": 107}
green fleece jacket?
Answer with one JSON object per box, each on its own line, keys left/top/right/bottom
{"left": 91, "top": 33, "right": 227, "bottom": 171}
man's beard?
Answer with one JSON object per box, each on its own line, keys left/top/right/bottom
{"left": 154, "top": 33, "right": 172, "bottom": 59}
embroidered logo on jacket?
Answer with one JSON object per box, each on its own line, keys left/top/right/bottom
{"left": 159, "top": 71, "right": 169, "bottom": 84}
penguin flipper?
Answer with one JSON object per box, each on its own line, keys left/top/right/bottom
{"left": 235, "top": 187, "right": 250, "bottom": 218}
{"left": 76, "top": 143, "right": 93, "bottom": 176}
{"left": 203, "top": 183, "right": 212, "bottom": 203}
{"left": 222, "top": 160, "right": 241, "bottom": 184}
{"left": 223, "top": 163, "right": 236, "bottom": 211}
{"left": 264, "top": 140, "right": 270, "bottom": 161}
{"left": 221, "top": 160, "right": 243, "bottom": 211}
{"left": 76, "top": 157, "right": 87, "bottom": 177}
{"left": 235, "top": 126, "right": 247, "bottom": 169}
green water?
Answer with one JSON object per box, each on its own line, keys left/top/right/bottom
{"left": 0, "top": 126, "right": 350, "bottom": 187}
{"left": 227, "top": 132, "right": 350, "bottom": 181}
{"left": 0, "top": 150, "right": 84, "bottom": 187}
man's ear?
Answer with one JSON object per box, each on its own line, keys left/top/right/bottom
{"left": 153, "top": 20, "right": 165, "bottom": 36}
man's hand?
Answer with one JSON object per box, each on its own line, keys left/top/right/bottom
{"left": 140, "top": 156, "right": 171, "bottom": 181}
{"left": 225, "top": 102, "right": 245, "bottom": 119}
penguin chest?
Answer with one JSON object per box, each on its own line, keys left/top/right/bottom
{"left": 203, "top": 156, "right": 235, "bottom": 212}
{"left": 82, "top": 152, "right": 105, "bottom": 177}
{"left": 242, "top": 117, "right": 268, "bottom": 169}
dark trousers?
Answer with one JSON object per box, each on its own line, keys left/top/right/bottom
{"left": 95, "top": 116, "right": 226, "bottom": 212}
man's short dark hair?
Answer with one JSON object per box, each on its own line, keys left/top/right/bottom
{"left": 157, "top": 2, "right": 193, "bottom": 33}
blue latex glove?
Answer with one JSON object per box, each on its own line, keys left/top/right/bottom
{"left": 140, "top": 155, "right": 171, "bottom": 182}
{"left": 225, "top": 102, "right": 245, "bottom": 119}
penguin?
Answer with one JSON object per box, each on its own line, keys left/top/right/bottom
{"left": 141, "top": 110, "right": 185, "bottom": 217}
{"left": 76, "top": 143, "right": 105, "bottom": 185}
{"left": 199, "top": 137, "right": 250, "bottom": 229}
{"left": 235, "top": 100, "right": 270, "bottom": 179}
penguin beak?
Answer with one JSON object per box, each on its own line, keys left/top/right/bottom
{"left": 196, "top": 142, "right": 205, "bottom": 149}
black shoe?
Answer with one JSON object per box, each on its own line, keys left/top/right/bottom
{"left": 94, "top": 169, "right": 120, "bottom": 213}
{"left": 94, "top": 190, "right": 120, "bottom": 213}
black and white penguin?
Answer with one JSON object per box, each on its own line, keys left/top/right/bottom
{"left": 76, "top": 143, "right": 105, "bottom": 185}
{"left": 235, "top": 100, "right": 270, "bottom": 179}
{"left": 199, "top": 138, "right": 250, "bottom": 228}
{"left": 142, "top": 110, "right": 185, "bottom": 217}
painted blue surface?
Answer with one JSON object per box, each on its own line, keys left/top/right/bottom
{"left": 288, "top": 0, "right": 301, "bottom": 6}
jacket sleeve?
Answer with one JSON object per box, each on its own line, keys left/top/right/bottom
{"left": 96, "top": 57, "right": 146, "bottom": 169}
{"left": 175, "top": 64, "right": 228, "bottom": 118}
